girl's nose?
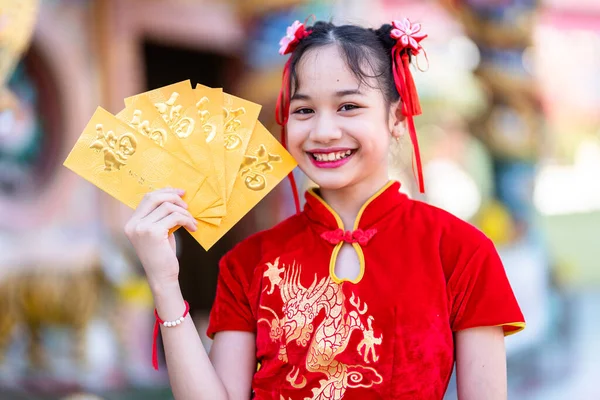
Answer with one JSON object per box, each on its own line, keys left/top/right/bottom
{"left": 309, "top": 113, "right": 342, "bottom": 143}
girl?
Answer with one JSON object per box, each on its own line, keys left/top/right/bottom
{"left": 124, "top": 19, "right": 525, "bottom": 400}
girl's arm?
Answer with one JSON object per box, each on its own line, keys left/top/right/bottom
{"left": 455, "top": 326, "right": 507, "bottom": 400}
{"left": 210, "top": 331, "right": 257, "bottom": 399}
{"left": 124, "top": 189, "right": 256, "bottom": 399}
{"left": 153, "top": 281, "right": 256, "bottom": 400}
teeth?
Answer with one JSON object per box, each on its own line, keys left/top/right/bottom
{"left": 313, "top": 150, "right": 353, "bottom": 162}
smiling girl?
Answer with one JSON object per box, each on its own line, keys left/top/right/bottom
{"left": 124, "top": 18, "right": 525, "bottom": 400}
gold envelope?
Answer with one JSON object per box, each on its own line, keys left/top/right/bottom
{"left": 124, "top": 80, "right": 226, "bottom": 219}
{"left": 116, "top": 96, "right": 193, "bottom": 166}
{"left": 190, "top": 121, "right": 297, "bottom": 251}
{"left": 222, "top": 92, "right": 261, "bottom": 200}
{"left": 196, "top": 84, "right": 261, "bottom": 201}
{"left": 63, "top": 107, "right": 221, "bottom": 221}
{"left": 193, "top": 85, "right": 226, "bottom": 203}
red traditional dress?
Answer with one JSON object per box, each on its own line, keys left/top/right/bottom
{"left": 207, "top": 181, "right": 525, "bottom": 399}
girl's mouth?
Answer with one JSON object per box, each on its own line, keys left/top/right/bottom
{"left": 307, "top": 149, "right": 357, "bottom": 169}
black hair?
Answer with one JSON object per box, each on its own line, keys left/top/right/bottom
{"left": 288, "top": 21, "right": 400, "bottom": 106}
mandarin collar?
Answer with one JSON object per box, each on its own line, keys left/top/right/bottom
{"left": 303, "top": 181, "right": 405, "bottom": 232}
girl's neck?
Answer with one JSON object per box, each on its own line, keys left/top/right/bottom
{"left": 319, "top": 175, "right": 390, "bottom": 230}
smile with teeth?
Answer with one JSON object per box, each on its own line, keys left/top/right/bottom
{"left": 310, "top": 150, "right": 354, "bottom": 162}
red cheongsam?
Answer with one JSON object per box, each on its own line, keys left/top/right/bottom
{"left": 207, "top": 181, "right": 525, "bottom": 400}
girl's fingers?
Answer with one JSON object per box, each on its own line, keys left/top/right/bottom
{"left": 144, "top": 202, "right": 194, "bottom": 224}
{"left": 134, "top": 190, "right": 187, "bottom": 219}
{"left": 156, "top": 212, "right": 198, "bottom": 233}
{"left": 124, "top": 188, "right": 192, "bottom": 240}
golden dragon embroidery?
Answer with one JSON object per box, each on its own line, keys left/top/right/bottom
{"left": 259, "top": 258, "right": 383, "bottom": 400}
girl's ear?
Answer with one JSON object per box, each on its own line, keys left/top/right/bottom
{"left": 389, "top": 100, "right": 406, "bottom": 140}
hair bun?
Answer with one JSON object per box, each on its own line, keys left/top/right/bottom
{"left": 374, "top": 23, "right": 396, "bottom": 51}
{"left": 310, "top": 21, "right": 335, "bottom": 34}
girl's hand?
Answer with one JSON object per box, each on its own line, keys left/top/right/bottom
{"left": 124, "top": 188, "right": 198, "bottom": 290}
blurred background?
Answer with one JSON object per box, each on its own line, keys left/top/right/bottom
{"left": 1, "top": 0, "right": 599, "bottom": 399}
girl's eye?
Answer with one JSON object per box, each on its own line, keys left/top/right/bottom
{"left": 293, "top": 108, "right": 314, "bottom": 115}
{"left": 339, "top": 104, "right": 359, "bottom": 112}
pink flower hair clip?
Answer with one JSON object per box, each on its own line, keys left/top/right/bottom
{"left": 279, "top": 20, "right": 311, "bottom": 55}
{"left": 391, "top": 18, "right": 427, "bottom": 56}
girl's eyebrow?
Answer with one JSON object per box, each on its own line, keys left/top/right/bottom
{"left": 291, "top": 89, "right": 364, "bottom": 101}
{"left": 290, "top": 92, "right": 310, "bottom": 101}
{"left": 334, "top": 89, "right": 364, "bottom": 97}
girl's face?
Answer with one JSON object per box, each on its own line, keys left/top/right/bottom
{"left": 286, "top": 44, "right": 403, "bottom": 191}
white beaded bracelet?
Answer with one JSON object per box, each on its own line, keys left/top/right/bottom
{"left": 153, "top": 300, "right": 191, "bottom": 370}
{"left": 163, "top": 316, "right": 186, "bottom": 327}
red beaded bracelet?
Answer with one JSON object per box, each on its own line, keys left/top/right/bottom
{"left": 152, "top": 300, "right": 190, "bottom": 370}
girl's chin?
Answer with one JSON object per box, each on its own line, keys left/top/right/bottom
{"left": 300, "top": 169, "right": 356, "bottom": 190}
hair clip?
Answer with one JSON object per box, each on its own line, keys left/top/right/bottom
{"left": 276, "top": 20, "right": 313, "bottom": 214}
{"left": 279, "top": 20, "right": 311, "bottom": 55}
{"left": 389, "top": 18, "right": 428, "bottom": 193}
{"left": 390, "top": 18, "right": 427, "bottom": 55}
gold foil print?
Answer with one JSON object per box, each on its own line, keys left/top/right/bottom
{"left": 194, "top": 85, "right": 226, "bottom": 203}
{"left": 172, "top": 115, "right": 195, "bottom": 138}
{"left": 195, "top": 96, "right": 216, "bottom": 143}
{"left": 155, "top": 91, "right": 185, "bottom": 129}
{"left": 223, "top": 106, "right": 246, "bottom": 150}
{"left": 116, "top": 96, "right": 194, "bottom": 166}
{"left": 130, "top": 112, "right": 166, "bottom": 145}
{"left": 259, "top": 259, "right": 383, "bottom": 397}
{"left": 221, "top": 92, "right": 261, "bottom": 200}
{"left": 89, "top": 124, "right": 137, "bottom": 171}
{"left": 63, "top": 107, "right": 221, "bottom": 222}
{"left": 240, "top": 145, "right": 282, "bottom": 191}
{"left": 125, "top": 81, "right": 225, "bottom": 219}
{"left": 191, "top": 122, "right": 296, "bottom": 251}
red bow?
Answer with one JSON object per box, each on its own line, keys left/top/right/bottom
{"left": 275, "top": 21, "right": 313, "bottom": 216}
{"left": 321, "top": 228, "right": 378, "bottom": 246}
{"left": 279, "top": 20, "right": 311, "bottom": 55}
{"left": 275, "top": 57, "right": 301, "bottom": 215}
{"left": 390, "top": 18, "right": 427, "bottom": 194}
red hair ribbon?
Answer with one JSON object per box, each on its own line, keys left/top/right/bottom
{"left": 321, "top": 228, "right": 378, "bottom": 246}
{"left": 152, "top": 300, "right": 190, "bottom": 370}
{"left": 276, "top": 20, "right": 312, "bottom": 215}
{"left": 390, "top": 18, "right": 427, "bottom": 193}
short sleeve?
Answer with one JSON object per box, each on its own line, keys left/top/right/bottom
{"left": 206, "top": 251, "right": 257, "bottom": 338}
{"left": 448, "top": 237, "right": 525, "bottom": 336}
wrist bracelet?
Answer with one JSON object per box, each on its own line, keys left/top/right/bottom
{"left": 152, "top": 300, "right": 190, "bottom": 370}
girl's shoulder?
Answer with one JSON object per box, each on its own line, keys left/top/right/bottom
{"left": 401, "top": 199, "right": 504, "bottom": 285}
{"left": 403, "top": 197, "right": 493, "bottom": 255}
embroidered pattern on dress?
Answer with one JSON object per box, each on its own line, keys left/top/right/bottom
{"left": 259, "top": 258, "right": 383, "bottom": 400}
